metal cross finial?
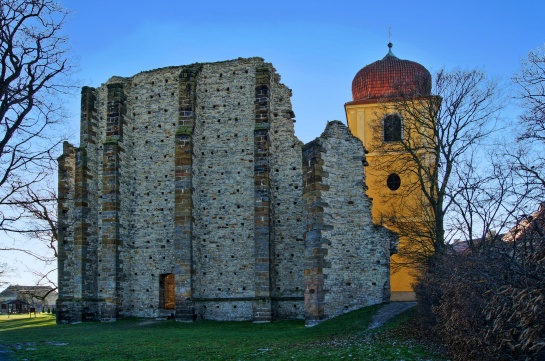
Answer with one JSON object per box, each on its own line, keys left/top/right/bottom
{"left": 388, "top": 26, "right": 392, "bottom": 43}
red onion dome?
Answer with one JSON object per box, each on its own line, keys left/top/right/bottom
{"left": 352, "top": 43, "right": 432, "bottom": 101}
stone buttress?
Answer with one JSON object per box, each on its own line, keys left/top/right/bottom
{"left": 174, "top": 64, "right": 201, "bottom": 322}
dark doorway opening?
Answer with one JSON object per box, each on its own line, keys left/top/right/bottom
{"left": 159, "top": 273, "right": 175, "bottom": 309}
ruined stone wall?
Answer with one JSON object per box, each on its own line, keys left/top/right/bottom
{"left": 57, "top": 58, "right": 395, "bottom": 325}
{"left": 303, "top": 121, "right": 397, "bottom": 326}
{"left": 188, "top": 59, "right": 304, "bottom": 321}
{"left": 58, "top": 58, "right": 306, "bottom": 323}
{"left": 57, "top": 85, "right": 102, "bottom": 323}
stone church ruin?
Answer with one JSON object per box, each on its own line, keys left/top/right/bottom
{"left": 57, "top": 57, "right": 398, "bottom": 325}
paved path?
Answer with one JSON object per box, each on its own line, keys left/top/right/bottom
{"left": 368, "top": 301, "right": 417, "bottom": 329}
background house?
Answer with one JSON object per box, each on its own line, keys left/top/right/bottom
{"left": 0, "top": 285, "right": 57, "bottom": 313}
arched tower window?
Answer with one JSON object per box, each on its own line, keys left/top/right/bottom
{"left": 383, "top": 114, "right": 403, "bottom": 142}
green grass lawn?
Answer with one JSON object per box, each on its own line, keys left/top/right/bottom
{"left": 0, "top": 306, "right": 446, "bottom": 361}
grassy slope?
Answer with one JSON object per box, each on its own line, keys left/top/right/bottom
{"left": 0, "top": 306, "right": 446, "bottom": 361}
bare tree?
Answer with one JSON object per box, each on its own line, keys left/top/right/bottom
{"left": 410, "top": 49, "right": 545, "bottom": 360}
{"left": 0, "top": 182, "right": 62, "bottom": 294}
{"left": 448, "top": 149, "right": 535, "bottom": 248}
{"left": 0, "top": 0, "right": 73, "bottom": 234}
{"left": 373, "top": 69, "right": 504, "bottom": 269}
{"left": 0, "top": 262, "right": 13, "bottom": 286}
{"left": 511, "top": 44, "right": 545, "bottom": 203}
{"left": 514, "top": 44, "right": 545, "bottom": 143}
{"left": 18, "top": 186, "right": 58, "bottom": 258}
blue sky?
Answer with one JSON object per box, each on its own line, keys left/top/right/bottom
{"left": 4, "top": 0, "right": 545, "bottom": 286}
{"left": 61, "top": 0, "right": 545, "bottom": 144}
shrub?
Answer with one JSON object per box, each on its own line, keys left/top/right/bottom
{"left": 484, "top": 247, "right": 545, "bottom": 359}
{"left": 415, "top": 238, "right": 545, "bottom": 360}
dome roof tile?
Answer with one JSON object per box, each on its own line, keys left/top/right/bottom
{"left": 352, "top": 44, "right": 432, "bottom": 102}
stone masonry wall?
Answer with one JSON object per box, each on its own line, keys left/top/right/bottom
{"left": 58, "top": 58, "right": 308, "bottom": 322}
{"left": 57, "top": 58, "right": 396, "bottom": 325}
{"left": 57, "top": 142, "right": 78, "bottom": 323}
{"left": 79, "top": 86, "right": 100, "bottom": 321}
{"left": 303, "top": 121, "right": 397, "bottom": 326}
{"left": 191, "top": 59, "right": 263, "bottom": 321}
{"left": 268, "top": 74, "right": 305, "bottom": 319}
{"left": 120, "top": 68, "right": 179, "bottom": 319}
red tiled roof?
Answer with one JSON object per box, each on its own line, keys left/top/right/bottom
{"left": 503, "top": 203, "right": 545, "bottom": 243}
{"left": 352, "top": 44, "right": 432, "bottom": 102}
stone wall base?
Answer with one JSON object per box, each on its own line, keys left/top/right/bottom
{"left": 99, "top": 302, "right": 118, "bottom": 322}
{"left": 56, "top": 299, "right": 82, "bottom": 324}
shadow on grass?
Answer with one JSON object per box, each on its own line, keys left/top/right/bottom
{"left": 0, "top": 314, "right": 55, "bottom": 331}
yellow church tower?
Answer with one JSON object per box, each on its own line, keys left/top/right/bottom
{"left": 345, "top": 43, "right": 435, "bottom": 301}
